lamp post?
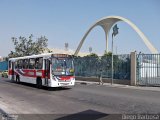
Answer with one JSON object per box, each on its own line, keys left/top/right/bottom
{"left": 111, "top": 24, "right": 119, "bottom": 85}
{"left": 65, "top": 43, "right": 69, "bottom": 51}
{"left": 111, "top": 34, "right": 114, "bottom": 85}
{"left": 89, "top": 47, "right": 92, "bottom": 54}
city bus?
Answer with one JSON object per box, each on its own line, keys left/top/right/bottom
{"left": 8, "top": 53, "right": 75, "bottom": 88}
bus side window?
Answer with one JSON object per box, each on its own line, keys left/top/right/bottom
{"left": 17, "top": 60, "right": 21, "bottom": 69}
{"left": 17, "top": 60, "right": 23, "bottom": 69}
{"left": 16, "top": 60, "right": 19, "bottom": 69}
{"left": 29, "top": 58, "right": 35, "bottom": 69}
{"left": 15, "top": 61, "right": 18, "bottom": 69}
{"left": 23, "top": 59, "right": 29, "bottom": 69}
{"left": 35, "top": 57, "right": 43, "bottom": 69}
{"left": 26, "top": 59, "right": 29, "bottom": 69}
{"left": 9, "top": 61, "right": 11, "bottom": 69}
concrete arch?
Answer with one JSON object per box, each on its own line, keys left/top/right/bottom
{"left": 74, "top": 16, "right": 158, "bottom": 56}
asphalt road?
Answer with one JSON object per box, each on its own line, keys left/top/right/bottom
{"left": 0, "top": 77, "right": 160, "bottom": 120}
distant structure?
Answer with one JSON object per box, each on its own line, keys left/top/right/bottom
{"left": 74, "top": 16, "right": 158, "bottom": 56}
{"left": 65, "top": 43, "right": 69, "bottom": 51}
{"left": 45, "top": 48, "right": 89, "bottom": 57}
{"left": 0, "top": 56, "right": 2, "bottom": 61}
{"left": 89, "top": 47, "right": 92, "bottom": 54}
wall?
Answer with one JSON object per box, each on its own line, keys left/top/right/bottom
{"left": 0, "top": 61, "right": 8, "bottom": 71}
{"left": 76, "top": 76, "right": 130, "bottom": 85}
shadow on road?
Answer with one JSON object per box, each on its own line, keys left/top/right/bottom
{"left": 0, "top": 110, "right": 120, "bottom": 120}
{"left": 47, "top": 87, "right": 71, "bottom": 91}
{"left": 2, "top": 79, "right": 71, "bottom": 91}
{"left": 55, "top": 109, "right": 108, "bottom": 120}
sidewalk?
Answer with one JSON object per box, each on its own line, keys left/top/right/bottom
{"left": 76, "top": 80, "right": 160, "bottom": 92}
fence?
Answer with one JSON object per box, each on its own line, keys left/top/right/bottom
{"left": 137, "top": 54, "right": 160, "bottom": 86}
{"left": 74, "top": 54, "right": 131, "bottom": 80}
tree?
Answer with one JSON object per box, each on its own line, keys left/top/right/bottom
{"left": 86, "top": 53, "right": 99, "bottom": 58}
{"left": 9, "top": 34, "right": 49, "bottom": 57}
{"left": 102, "top": 51, "right": 112, "bottom": 58}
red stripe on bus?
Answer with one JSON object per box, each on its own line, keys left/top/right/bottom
{"left": 8, "top": 69, "right": 50, "bottom": 79}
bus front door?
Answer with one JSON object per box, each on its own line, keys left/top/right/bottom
{"left": 44, "top": 59, "right": 50, "bottom": 86}
{"left": 11, "top": 62, "right": 15, "bottom": 81}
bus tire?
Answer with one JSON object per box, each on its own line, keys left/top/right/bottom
{"left": 36, "top": 77, "right": 42, "bottom": 89}
{"left": 16, "top": 75, "right": 20, "bottom": 83}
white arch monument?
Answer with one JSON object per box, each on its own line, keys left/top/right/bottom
{"left": 74, "top": 16, "right": 158, "bottom": 56}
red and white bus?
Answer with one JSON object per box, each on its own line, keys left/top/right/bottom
{"left": 8, "top": 53, "right": 75, "bottom": 88}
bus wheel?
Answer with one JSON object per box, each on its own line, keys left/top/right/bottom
{"left": 16, "top": 75, "right": 20, "bottom": 83}
{"left": 36, "top": 77, "right": 42, "bottom": 89}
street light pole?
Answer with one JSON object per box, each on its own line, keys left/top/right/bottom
{"left": 111, "top": 34, "right": 114, "bottom": 85}
{"left": 111, "top": 24, "right": 119, "bottom": 85}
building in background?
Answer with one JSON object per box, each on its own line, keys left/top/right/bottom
{"left": 0, "top": 56, "right": 2, "bottom": 61}
{"left": 45, "top": 48, "right": 90, "bottom": 57}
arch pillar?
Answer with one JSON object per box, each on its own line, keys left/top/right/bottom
{"left": 100, "top": 21, "right": 118, "bottom": 53}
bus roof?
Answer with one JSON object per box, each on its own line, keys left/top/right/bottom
{"left": 9, "top": 53, "right": 73, "bottom": 61}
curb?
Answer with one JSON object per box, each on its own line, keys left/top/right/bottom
{"left": 75, "top": 80, "right": 160, "bottom": 92}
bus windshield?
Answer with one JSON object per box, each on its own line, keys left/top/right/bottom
{"left": 52, "top": 57, "right": 74, "bottom": 76}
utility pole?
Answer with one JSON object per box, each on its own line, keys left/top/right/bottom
{"left": 65, "top": 43, "right": 69, "bottom": 51}
{"left": 111, "top": 24, "right": 119, "bottom": 85}
{"left": 89, "top": 47, "right": 92, "bottom": 54}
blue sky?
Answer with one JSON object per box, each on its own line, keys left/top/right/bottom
{"left": 0, "top": 0, "right": 160, "bottom": 56}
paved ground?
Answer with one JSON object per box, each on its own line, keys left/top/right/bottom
{"left": 0, "top": 77, "right": 160, "bottom": 119}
